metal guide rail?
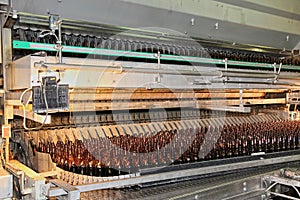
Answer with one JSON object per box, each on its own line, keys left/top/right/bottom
{"left": 11, "top": 108, "right": 251, "bottom": 130}
{"left": 13, "top": 40, "right": 300, "bottom": 71}
{"left": 47, "top": 155, "right": 300, "bottom": 199}
{"left": 55, "top": 162, "right": 300, "bottom": 200}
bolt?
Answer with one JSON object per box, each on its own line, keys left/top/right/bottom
{"left": 214, "top": 22, "right": 219, "bottom": 30}
{"left": 191, "top": 18, "right": 195, "bottom": 26}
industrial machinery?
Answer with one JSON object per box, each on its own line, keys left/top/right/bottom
{"left": 0, "top": 0, "right": 300, "bottom": 199}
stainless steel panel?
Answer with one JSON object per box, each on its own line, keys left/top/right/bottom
{"left": 0, "top": 0, "right": 8, "bottom": 5}
{"left": 9, "top": 55, "right": 300, "bottom": 91}
{"left": 0, "top": 168, "right": 13, "bottom": 199}
{"left": 12, "top": 0, "right": 300, "bottom": 49}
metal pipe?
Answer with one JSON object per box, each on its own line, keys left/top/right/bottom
{"left": 57, "top": 20, "right": 63, "bottom": 64}
{"left": 213, "top": 79, "right": 300, "bottom": 87}
{"left": 34, "top": 62, "right": 222, "bottom": 77}
{"left": 222, "top": 72, "right": 276, "bottom": 79}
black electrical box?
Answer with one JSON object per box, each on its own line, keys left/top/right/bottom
{"left": 32, "top": 76, "right": 69, "bottom": 113}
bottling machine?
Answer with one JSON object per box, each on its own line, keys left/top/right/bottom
{"left": 0, "top": 0, "right": 300, "bottom": 199}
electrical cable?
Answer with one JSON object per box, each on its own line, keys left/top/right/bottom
{"left": 20, "top": 79, "right": 49, "bottom": 130}
{"left": 39, "top": 30, "right": 61, "bottom": 62}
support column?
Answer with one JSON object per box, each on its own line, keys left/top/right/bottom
{"left": 1, "top": 11, "right": 13, "bottom": 162}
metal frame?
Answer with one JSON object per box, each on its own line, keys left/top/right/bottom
{"left": 4, "top": 156, "right": 300, "bottom": 199}
{"left": 1, "top": 2, "right": 12, "bottom": 168}
{"left": 1, "top": 1, "right": 300, "bottom": 199}
{"left": 168, "top": 176, "right": 264, "bottom": 200}
{"left": 50, "top": 179, "right": 80, "bottom": 200}
{"left": 263, "top": 175, "right": 300, "bottom": 200}
{"left": 5, "top": 160, "right": 46, "bottom": 200}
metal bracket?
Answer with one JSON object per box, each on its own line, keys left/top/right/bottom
{"left": 264, "top": 175, "right": 300, "bottom": 200}
{"left": 39, "top": 15, "right": 63, "bottom": 63}
{"left": 5, "top": 160, "right": 46, "bottom": 199}
{"left": 272, "top": 62, "right": 282, "bottom": 84}
{"left": 50, "top": 179, "right": 80, "bottom": 200}
{"left": 239, "top": 89, "right": 244, "bottom": 108}
{"left": 2, "top": 0, "right": 17, "bottom": 29}
{"left": 223, "top": 58, "right": 229, "bottom": 83}
{"left": 41, "top": 183, "right": 51, "bottom": 198}
{"left": 13, "top": 109, "right": 51, "bottom": 124}
{"left": 112, "top": 62, "right": 123, "bottom": 74}
{"left": 154, "top": 51, "right": 162, "bottom": 83}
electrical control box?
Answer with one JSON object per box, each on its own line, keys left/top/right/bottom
{"left": 32, "top": 76, "right": 69, "bottom": 113}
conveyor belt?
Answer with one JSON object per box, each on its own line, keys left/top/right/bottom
{"left": 51, "top": 158, "right": 300, "bottom": 199}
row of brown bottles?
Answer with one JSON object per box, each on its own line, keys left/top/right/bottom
{"left": 37, "top": 120, "right": 300, "bottom": 176}
{"left": 19, "top": 30, "right": 300, "bottom": 66}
